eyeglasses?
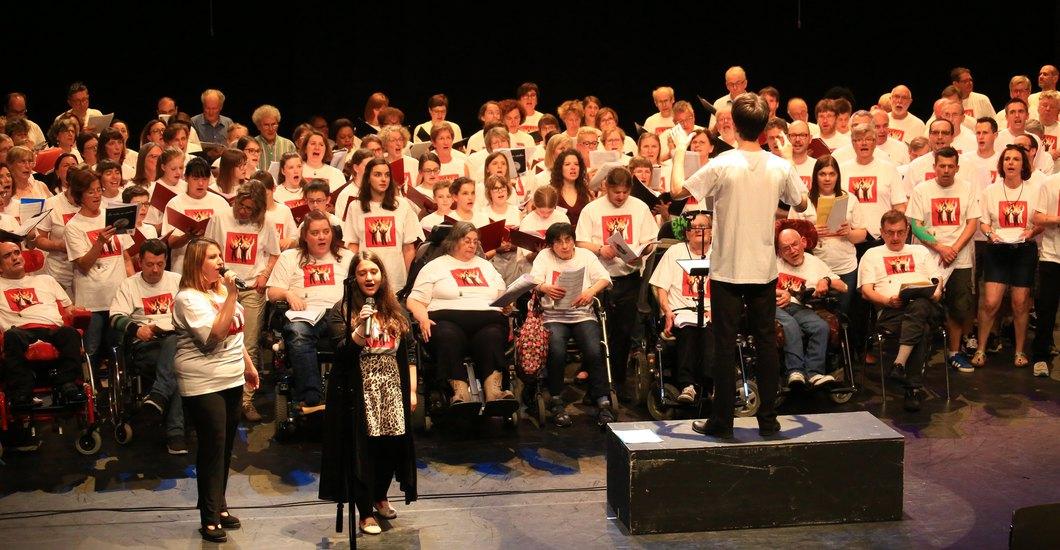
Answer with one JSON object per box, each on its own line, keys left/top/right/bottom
{"left": 579, "top": 140, "right": 599, "bottom": 148}
{"left": 421, "top": 168, "right": 441, "bottom": 175}
{"left": 461, "top": 238, "right": 480, "bottom": 246}
{"left": 788, "top": 133, "right": 810, "bottom": 139}
{"left": 928, "top": 130, "right": 952, "bottom": 136}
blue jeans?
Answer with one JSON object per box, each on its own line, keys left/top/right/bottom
{"left": 132, "top": 335, "right": 184, "bottom": 436}
{"left": 283, "top": 319, "right": 329, "bottom": 403}
{"left": 838, "top": 270, "right": 858, "bottom": 317}
{"left": 85, "top": 311, "right": 109, "bottom": 364}
{"left": 776, "top": 304, "right": 829, "bottom": 376}
{"left": 546, "top": 320, "right": 609, "bottom": 401}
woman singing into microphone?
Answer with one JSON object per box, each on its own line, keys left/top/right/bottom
{"left": 172, "top": 238, "right": 260, "bottom": 543}
{"left": 320, "top": 250, "right": 418, "bottom": 536}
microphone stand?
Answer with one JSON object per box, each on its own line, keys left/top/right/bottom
{"left": 339, "top": 274, "right": 356, "bottom": 546}
{"left": 690, "top": 227, "right": 710, "bottom": 329}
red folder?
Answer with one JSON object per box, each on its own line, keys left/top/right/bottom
{"left": 150, "top": 183, "right": 178, "bottom": 212}
{"left": 166, "top": 208, "right": 210, "bottom": 235}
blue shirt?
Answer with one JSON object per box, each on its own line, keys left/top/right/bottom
{"left": 190, "top": 113, "right": 233, "bottom": 145}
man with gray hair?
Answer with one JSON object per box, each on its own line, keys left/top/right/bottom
{"left": 710, "top": 66, "right": 749, "bottom": 129}
{"left": 1035, "top": 91, "right": 1060, "bottom": 172}
{"left": 643, "top": 86, "right": 676, "bottom": 135}
{"left": 994, "top": 76, "right": 1033, "bottom": 128}
{"left": 191, "top": 89, "right": 234, "bottom": 145}
{"left": 939, "top": 100, "right": 977, "bottom": 154}
{"left": 840, "top": 122, "right": 906, "bottom": 230}
{"left": 888, "top": 85, "right": 925, "bottom": 143}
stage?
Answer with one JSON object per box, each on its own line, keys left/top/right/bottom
{"left": 1, "top": 349, "right": 1058, "bottom": 549}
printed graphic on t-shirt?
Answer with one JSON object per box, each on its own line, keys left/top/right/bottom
{"left": 924, "top": 172, "right": 936, "bottom": 182}
{"left": 302, "top": 264, "right": 335, "bottom": 287}
{"left": 366, "top": 329, "right": 397, "bottom": 350}
{"left": 513, "top": 178, "right": 526, "bottom": 198}
{"left": 1044, "top": 134, "right": 1057, "bottom": 151}
{"left": 800, "top": 176, "right": 812, "bottom": 190}
{"left": 275, "top": 223, "right": 286, "bottom": 240}
{"left": 4, "top": 288, "right": 41, "bottom": 312}
{"left": 602, "top": 214, "right": 633, "bottom": 244}
{"left": 931, "top": 198, "right": 961, "bottom": 226}
{"left": 437, "top": 173, "right": 460, "bottom": 183}
{"left": 184, "top": 209, "right": 214, "bottom": 221}
{"left": 964, "top": 108, "right": 974, "bottom": 117}
{"left": 888, "top": 128, "right": 905, "bottom": 141}
{"left": 883, "top": 254, "right": 916, "bottom": 275}
{"left": 142, "top": 293, "right": 174, "bottom": 315}
{"left": 62, "top": 212, "right": 77, "bottom": 224}
{"left": 225, "top": 232, "right": 258, "bottom": 265}
{"left": 653, "top": 126, "right": 672, "bottom": 135}
{"left": 848, "top": 176, "right": 878, "bottom": 203}
{"left": 998, "top": 201, "right": 1028, "bottom": 228}
{"left": 210, "top": 301, "right": 244, "bottom": 335}
{"left": 777, "top": 272, "right": 807, "bottom": 293}
{"left": 284, "top": 198, "right": 306, "bottom": 209}
{"left": 682, "top": 273, "right": 710, "bottom": 298}
{"left": 450, "top": 268, "right": 487, "bottom": 287}
{"left": 86, "top": 229, "right": 122, "bottom": 258}
{"left": 364, "top": 216, "right": 396, "bottom": 247}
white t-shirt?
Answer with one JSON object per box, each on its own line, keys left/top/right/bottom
{"left": 266, "top": 249, "right": 353, "bottom": 311}
{"left": 949, "top": 128, "right": 977, "bottom": 155}
{"left": 420, "top": 211, "right": 450, "bottom": 234}
{"left": 574, "top": 196, "right": 658, "bottom": 277}
{"left": 788, "top": 194, "right": 865, "bottom": 275}
{"left": 1042, "top": 122, "right": 1060, "bottom": 174}
{"left": 479, "top": 203, "right": 522, "bottom": 227}
{"left": 840, "top": 158, "right": 906, "bottom": 237}
{"left": 387, "top": 154, "right": 420, "bottom": 194}
{"left": 1036, "top": 175, "right": 1060, "bottom": 264}
{"left": 959, "top": 150, "right": 1001, "bottom": 194}
{"left": 273, "top": 184, "right": 307, "bottom": 209}
{"left": 879, "top": 137, "right": 911, "bottom": 166}
{"left": 963, "top": 92, "right": 996, "bottom": 119}
{"left": 684, "top": 149, "right": 805, "bottom": 283}
{"left": 437, "top": 150, "right": 468, "bottom": 183}
{"left": 65, "top": 211, "right": 131, "bottom": 311}
{"left": 204, "top": 210, "right": 281, "bottom": 282}
{"left": 161, "top": 192, "right": 232, "bottom": 274}
{"left": 857, "top": 244, "right": 942, "bottom": 299}
{"left": 529, "top": 248, "right": 611, "bottom": 324}
{"left": 143, "top": 179, "right": 187, "bottom": 226}
{"left": 343, "top": 200, "right": 424, "bottom": 289}
{"left": 334, "top": 184, "right": 360, "bottom": 222}
{"left": 820, "top": 133, "right": 846, "bottom": 151}
{"left": 413, "top": 121, "right": 463, "bottom": 143}
{"left": 907, "top": 179, "right": 982, "bottom": 269}
{"left": 266, "top": 203, "right": 298, "bottom": 244}
{"left": 0, "top": 274, "right": 70, "bottom": 329}
{"left": 643, "top": 112, "right": 675, "bottom": 136}
{"left": 407, "top": 254, "right": 505, "bottom": 312}
{"left": 302, "top": 163, "right": 347, "bottom": 193}
{"left": 38, "top": 193, "right": 82, "bottom": 291}
{"left": 776, "top": 253, "right": 839, "bottom": 306}
{"left": 447, "top": 209, "right": 492, "bottom": 228}
{"left": 888, "top": 112, "right": 926, "bottom": 144}
{"left": 980, "top": 180, "right": 1043, "bottom": 242}
{"left": 466, "top": 130, "right": 486, "bottom": 154}
{"left": 648, "top": 243, "right": 712, "bottom": 328}
{"left": 172, "top": 289, "right": 246, "bottom": 397}
{"left": 521, "top": 112, "right": 543, "bottom": 134}
{"left": 995, "top": 130, "right": 1055, "bottom": 175}
{"left": 792, "top": 156, "right": 816, "bottom": 191}
{"left": 519, "top": 209, "right": 571, "bottom": 237}
{"left": 6, "top": 179, "right": 54, "bottom": 219}
{"left": 109, "top": 271, "right": 182, "bottom": 331}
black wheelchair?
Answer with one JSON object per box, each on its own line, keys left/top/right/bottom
{"left": 265, "top": 301, "right": 336, "bottom": 441}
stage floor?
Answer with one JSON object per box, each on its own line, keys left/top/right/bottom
{"left": 1, "top": 348, "right": 1059, "bottom": 549}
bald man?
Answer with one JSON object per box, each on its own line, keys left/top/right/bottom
{"left": 951, "top": 67, "right": 996, "bottom": 119}
{"left": 888, "top": 85, "right": 925, "bottom": 143}
{"left": 643, "top": 86, "right": 676, "bottom": 135}
{"left": 787, "top": 97, "right": 822, "bottom": 138}
{"left": 1028, "top": 64, "right": 1058, "bottom": 117}
{"left": 939, "top": 100, "right": 977, "bottom": 154}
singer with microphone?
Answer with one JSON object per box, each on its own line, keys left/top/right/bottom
{"left": 320, "top": 250, "right": 417, "bottom": 537}
{"left": 205, "top": 180, "right": 280, "bottom": 422}
{"left": 172, "top": 238, "right": 260, "bottom": 543}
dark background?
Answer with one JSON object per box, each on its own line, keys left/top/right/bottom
{"left": 6, "top": 1, "right": 1059, "bottom": 141}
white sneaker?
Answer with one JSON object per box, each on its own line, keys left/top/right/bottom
{"left": 1033, "top": 361, "right": 1050, "bottom": 377}
{"left": 810, "top": 374, "right": 836, "bottom": 387}
{"left": 677, "top": 385, "right": 696, "bottom": 404}
{"left": 786, "top": 371, "right": 807, "bottom": 387}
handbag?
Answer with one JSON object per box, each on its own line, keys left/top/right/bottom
{"left": 516, "top": 291, "right": 550, "bottom": 377}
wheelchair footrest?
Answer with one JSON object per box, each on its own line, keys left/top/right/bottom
{"left": 482, "top": 399, "right": 519, "bottom": 418}
{"left": 449, "top": 401, "right": 481, "bottom": 417}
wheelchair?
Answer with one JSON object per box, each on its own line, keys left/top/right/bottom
{"left": 520, "top": 295, "right": 619, "bottom": 429}
{"left": 105, "top": 324, "right": 177, "bottom": 446}
{"left": 775, "top": 288, "right": 859, "bottom": 406}
{"left": 0, "top": 309, "right": 101, "bottom": 457}
{"left": 266, "top": 300, "right": 336, "bottom": 441}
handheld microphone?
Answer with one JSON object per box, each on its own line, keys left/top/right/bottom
{"left": 364, "top": 297, "right": 376, "bottom": 336}
{"left": 219, "top": 267, "right": 250, "bottom": 291}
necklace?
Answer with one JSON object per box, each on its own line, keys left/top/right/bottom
{"left": 1001, "top": 180, "right": 1023, "bottom": 204}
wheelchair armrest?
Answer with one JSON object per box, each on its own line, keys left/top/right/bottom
{"left": 67, "top": 309, "right": 93, "bottom": 332}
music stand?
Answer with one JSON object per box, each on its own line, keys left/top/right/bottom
{"left": 676, "top": 257, "right": 710, "bottom": 328}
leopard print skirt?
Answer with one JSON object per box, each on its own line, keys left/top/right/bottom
{"left": 361, "top": 353, "right": 406, "bottom": 437}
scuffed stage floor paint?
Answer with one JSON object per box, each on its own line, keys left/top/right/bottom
{"left": 1, "top": 351, "right": 1058, "bottom": 549}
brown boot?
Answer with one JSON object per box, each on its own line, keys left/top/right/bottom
{"left": 241, "top": 387, "right": 261, "bottom": 422}
{"left": 450, "top": 379, "right": 471, "bottom": 404}
{"left": 484, "top": 371, "right": 514, "bottom": 402}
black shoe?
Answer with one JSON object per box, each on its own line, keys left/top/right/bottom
{"left": 59, "top": 383, "right": 86, "bottom": 404}
{"left": 691, "top": 419, "right": 734, "bottom": 439}
{"left": 887, "top": 363, "right": 907, "bottom": 383}
{"left": 141, "top": 391, "right": 167, "bottom": 417}
{"left": 199, "top": 524, "right": 227, "bottom": 543}
{"left": 166, "top": 435, "right": 189, "bottom": 455}
{"left": 596, "top": 398, "right": 616, "bottom": 425}
{"left": 219, "top": 511, "right": 241, "bottom": 529}
{"left": 303, "top": 391, "right": 322, "bottom": 407}
{"left": 11, "top": 393, "right": 37, "bottom": 410}
{"left": 758, "top": 417, "right": 781, "bottom": 437}
{"left": 549, "top": 397, "right": 572, "bottom": 427}
{"left": 903, "top": 388, "right": 922, "bottom": 412}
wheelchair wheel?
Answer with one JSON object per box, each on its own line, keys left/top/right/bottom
{"left": 626, "top": 350, "right": 650, "bottom": 407}
{"left": 75, "top": 429, "right": 102, "bottom": 455}
{"left": 504, "top": 409, "right": 520, "bottom": 429}
{"left": 113, "top": 422, "right": 133, "bottom": 445}
{"left": 646, "top": 383, "right": 677, "bottom": 421}
{"left": 735, "top": 380, "right": 760, "bottom": 418}
{"left": 830, "top": 391, "right": 853, "bottom": 404}
{"left": 535, "top": 392, "right": 547, "bottom": 427}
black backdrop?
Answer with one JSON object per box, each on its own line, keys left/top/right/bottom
{"left": 6, "top": 1, "right": 1059, "bottom": 141}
